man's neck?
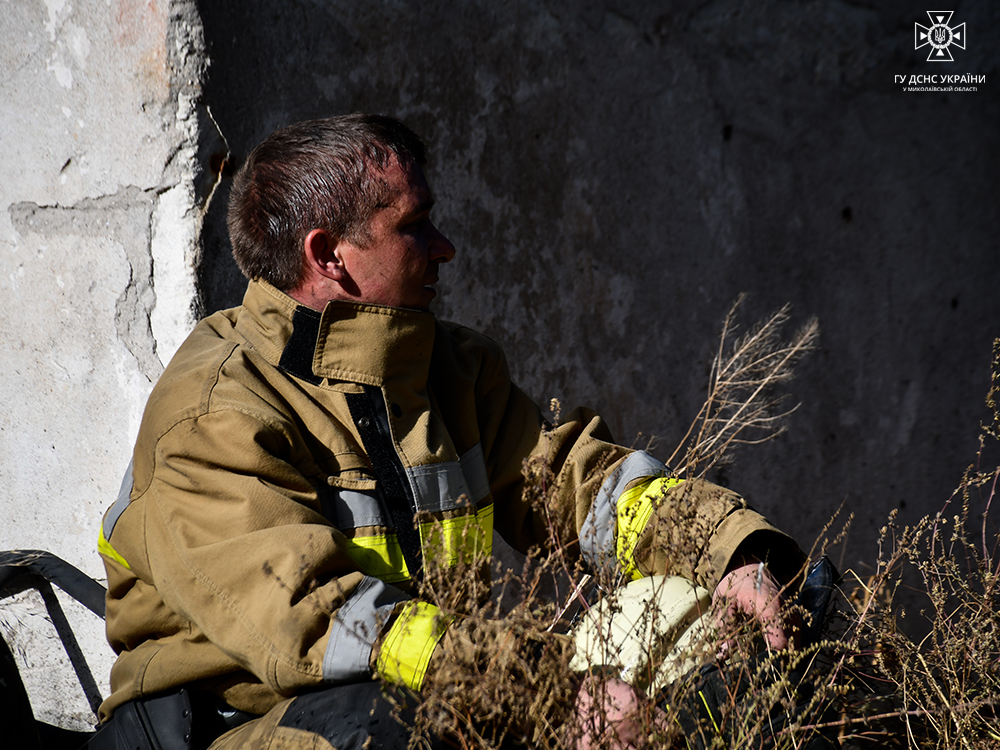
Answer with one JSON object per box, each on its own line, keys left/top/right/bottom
{"left": 285, "top": 281, "right": 331, "bottom": 312}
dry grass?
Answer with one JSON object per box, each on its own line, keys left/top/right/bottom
{"left": 399, "top": 309, "right": 1000, "bottom": 749}
{"left": 667, "top": 295, "right": 819, "bottom": 479}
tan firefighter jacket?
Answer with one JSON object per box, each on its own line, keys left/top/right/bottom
{"left": 97, "top": 279, "right": 799, "bottom": 721}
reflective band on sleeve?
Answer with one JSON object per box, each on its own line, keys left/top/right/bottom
{"left": 102, "top": 461, "right": 134, "bottom": 539}
{"left": 580, "top": 451, "right": 667, "bottom": 574}
{"left": 459, "top": 443, "right": 490, "bottom": 503}
{"left": 322, "top": 486, "right": 387, "bottom": 529}
{"left": 419, "top": 503, "right": 494, "bottom": 569}
{"left": 98, "top": 526, "right": 131, "bottom": 570}
{"left": 343, "top": 534, "right": 411, "bottom": 584}
{"left": 343, "top": 504, "right": 494, "bottom": 584}
{"left": 323, "top": 576, "right": 409, "bottom": 683}
{"left": 406, "top": 460, "right": 472, "bottom": 513}
{"left": 98, "top": 461, "right": 134, "bottom": 570}
{"left": 616, "top": 477, "right": 683, "bottom": 580}
{"left": 376, "top": 601, "right": 452, "bottom": 691}
{"left": 404, "top": 442, "right": 492, "bottom": 514}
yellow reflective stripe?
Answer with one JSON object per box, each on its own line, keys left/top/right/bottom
{"left": 97, "top": 526, "right": 131, "bottom": 570}
{"left": 616, "top": 477, "right": 683, "bottom": 580}
{"left": 343, "top": 505, "right": 494, "bottom": 584}
{"left": 476, "top": 502, "right": 494, "bottom": 552}
{"left": 376, "top": 601, "right": 451, "bottom": 690}
{"left": 420, "top": 503, "right": 494, "bottom": 568}
{"left": 342, "top": 534, "right": 411, "bottom": 584}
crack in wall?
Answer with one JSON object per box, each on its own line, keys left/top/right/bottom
{"left": 161, "top": 0, "right": 220, "bottom": 323}
{"left": 9, "top": 188, "right": 163, "bottom": 382}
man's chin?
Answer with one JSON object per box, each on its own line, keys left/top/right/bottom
{"left": 389, "top": 285, "right": 438, "bottom": 311}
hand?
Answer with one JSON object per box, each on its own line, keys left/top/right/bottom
{"left": 572, "top": 675, "right": 668, "bottom": 750}
{"left": 712, "top": 558, "right": 799, "bottom": 653}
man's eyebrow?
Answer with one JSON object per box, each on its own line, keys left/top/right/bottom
{"left": 414, "top": 198, "right": 435, "bottom": 213}
{"left": 407, "top": 198, "right": 435, "bottom": 217}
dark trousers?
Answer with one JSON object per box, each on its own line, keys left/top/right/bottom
{"left": 91, "top": 682, "right": 442, "bottom": 750}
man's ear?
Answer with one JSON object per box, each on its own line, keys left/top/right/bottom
{"left": 303, "top": 228, "right": 347, "bottom": 281}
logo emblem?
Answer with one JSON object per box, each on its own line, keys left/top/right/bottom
{"left": 915, "top": 11, "right": 965, "bottom": 62}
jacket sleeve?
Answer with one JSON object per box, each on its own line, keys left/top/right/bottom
{"left": 598, "top": 472, "right": 805, "bottom": 590}
{"left": 465, "top": 333, "right": 802, "bottom": 592}
{"left": 374, "top": 332, "right": 804, "bottom": 694}
{"left": 103, "top": 407, "right": 411, "bottom": 697}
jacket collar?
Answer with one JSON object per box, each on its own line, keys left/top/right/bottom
{"left": 236, "top": 279, "right": 437, "bottom": 387}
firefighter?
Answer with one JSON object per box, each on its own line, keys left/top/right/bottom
{"left": 94, "top": 114, "right": 801, "bottom": 750}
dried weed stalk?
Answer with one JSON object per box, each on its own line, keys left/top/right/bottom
{"left": 822, "top": 340, "right": 1000, "bottom": 748}
{"left": 667, "top": 294, "right": 819, "bottom": 477}
{"left": 406, "top": 454, "right": 583, "bottom": 749}
{"left": 794, "top": 338, "right": 1000, "bottom": 749}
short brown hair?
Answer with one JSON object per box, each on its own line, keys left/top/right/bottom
{"left": 227, "top": 114, "right": 427, "bottom": 290}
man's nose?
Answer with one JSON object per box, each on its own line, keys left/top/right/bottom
{"left": 430, "top": 224, "right": 456, "bottom": 263}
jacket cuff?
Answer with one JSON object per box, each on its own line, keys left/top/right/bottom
{"left": 698, "top": 510, "right": 803, "bottom": 590}
{"left": 375, "top": 601, "right": 452, "bottom": 691}
{"left": 322, "top": 576, "right": 409, "bottom": 684}
{"left": 580, "top": 451, "right": 667, "bottom": 575}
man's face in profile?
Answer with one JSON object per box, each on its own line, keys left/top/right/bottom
{"left": 337, "top": 158, "right": 456, "bottom": 311}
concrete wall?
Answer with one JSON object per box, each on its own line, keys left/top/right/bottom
{"left": 1, "top": 0, "right": 997, "bottom": 728}
{"left": 196, "top": 0, "right": 999, "bottom": 570}
{"left": 0, "top": 0, "right": 208, "bottom": 728}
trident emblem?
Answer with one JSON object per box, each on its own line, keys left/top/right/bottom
{"left": 915, "top": 11, "right": 966, "bottom": 62}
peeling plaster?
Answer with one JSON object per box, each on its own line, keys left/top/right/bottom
{"left": 42, "top": 0, "right": 71, "bottom": 42}
{"left": 150, "top": 184, "right": 198, "bottom": 367}
{"left": 8, "top": 188, "right": 163, "bottom": 382}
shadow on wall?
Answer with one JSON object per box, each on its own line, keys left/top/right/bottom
{"left": 191, "top": 0, "right": 1000, "bottom": 600}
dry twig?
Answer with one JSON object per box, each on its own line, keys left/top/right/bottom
{"left": 667, "top": 294, "right": 819, "bottom": 477}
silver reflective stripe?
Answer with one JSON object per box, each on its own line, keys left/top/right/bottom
{"left": 404, "top": 442, "right": 490, "bottom": 514}
{"left": 102, "top": 461, "right": 134, "bottom": 539}
{"left": 406, "top": 461, "right": 470, "bottom": 513}
{"left": 579, "top": 451, "right": 667, "bottom": 573}
{"left": 323, "top": 576, "right": 409, "bottom": 683}
{"left": 459, "top": 443, "right": 490, "bottom": 503}
{"left": 323, "top": 487, "right": 387, "bottom": 529}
